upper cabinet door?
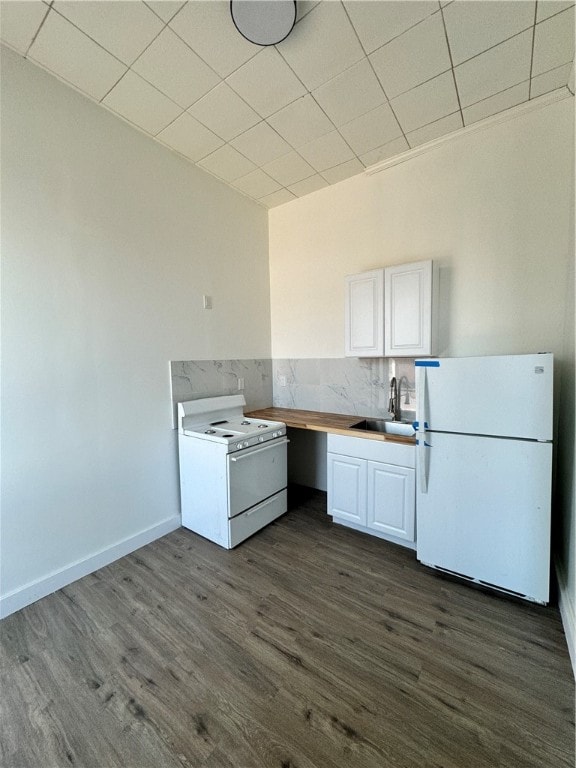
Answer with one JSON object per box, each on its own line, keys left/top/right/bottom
{"left": 345, "top": 268, "right": 384, "bottom": 357}
{"left": 385, "top": 260, "right": 433, "bottom": 357}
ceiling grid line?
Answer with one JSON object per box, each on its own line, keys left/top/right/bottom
{"left": 23, "top": 1, "right": 50, "bottom": 58}
{"left": 340, "top": 0, "right": 409, "bottom": 159}
{"left": 528, "top": 2, "right": 540, "bottom": 100}
{"left": 439, "top": 3, "right": 465, "bottom": 130}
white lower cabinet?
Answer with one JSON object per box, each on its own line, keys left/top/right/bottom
{"left": 366, "top": 461, "right": 415, "bottom": 541}
{"left": 327, "top": 434, "right": 415, "bottom": 548}
{"left": 329, "top": 454, "right": 366, "bottom": 524}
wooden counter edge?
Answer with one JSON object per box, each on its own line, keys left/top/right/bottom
{"left": 246, "top": 408, "right": 416, "bottom": 446}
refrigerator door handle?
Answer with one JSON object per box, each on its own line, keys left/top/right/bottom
{"left": 417, "top": 437, "right": 429, "bottom": 494}
{"left": 416, "top": 365, "right": 428, "bottom": 430}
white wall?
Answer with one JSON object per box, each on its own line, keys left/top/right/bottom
{"left": 269, "top": 94, "right": 575, "bottom": 665}
{"left": 0, "top": 47, "right": 270, "bottom": 614}
{"left": 556, "top": 210, "right": 575, "bottom": 669}
{"left": 269, "top": 97, "right": 574, "bottom": 361}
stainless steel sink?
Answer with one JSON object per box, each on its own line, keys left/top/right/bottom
{"left": 350, "top": 418, "right": 415, "bottom": 437}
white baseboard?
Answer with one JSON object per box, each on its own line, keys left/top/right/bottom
{"left": 0, "top": 515, "right": 181, "bottom": 620}
{"left": 555, "top": 557, "right": 575, "bottom": 679}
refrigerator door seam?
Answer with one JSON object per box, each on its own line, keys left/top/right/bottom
{"left": 426, "top": 429, "right": 552, "bottom": 443}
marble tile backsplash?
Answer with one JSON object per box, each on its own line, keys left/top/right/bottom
{"left": 273, "top": 358, "right": 416, "bottom": 419}
{"left": 170, "top": 359, "right": 273, "bottom": 426}
{"left": 170, "top": 357, "right": 416, "bottom": 427}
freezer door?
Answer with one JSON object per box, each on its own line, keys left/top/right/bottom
{"left": 416, "top": 432, "right": 552, "bottom": 603}
{"left": 415, "top": 353, "right": 553, "bottom": 440}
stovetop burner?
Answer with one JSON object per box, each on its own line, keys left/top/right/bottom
{"left": 178, "top": 395, "right": 286, "bottom": 452}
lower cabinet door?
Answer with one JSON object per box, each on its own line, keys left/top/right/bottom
{"left": 327, "top": 453, "right": 366, "bottom": 525}
{"left": 367, "top": 461, "right": 415, "bottom": 541}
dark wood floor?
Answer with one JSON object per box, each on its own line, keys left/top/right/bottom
{"left": 1, "top": 488, "right": 574, "bottom": 768}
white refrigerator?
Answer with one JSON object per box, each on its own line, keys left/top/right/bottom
{"left": 415, "top": 353, "right": 553, "bottom": 604}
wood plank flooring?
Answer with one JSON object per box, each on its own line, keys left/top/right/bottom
{"left": 1, "top": 487, "right": 574, "bottom": 768}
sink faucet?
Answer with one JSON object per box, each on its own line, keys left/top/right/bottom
{"left": 398, "top": 376, "right": 411, "bottom": 407}
{"left": 389, "top": 377, "right": 400, "bottom": 422}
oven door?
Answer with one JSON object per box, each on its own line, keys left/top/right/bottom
{"left": 227, "top": 438, "right": 288, "bottom": 518}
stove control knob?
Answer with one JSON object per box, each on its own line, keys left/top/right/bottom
{"left": 259, "top": 436, "right": 264, "bottom": 442}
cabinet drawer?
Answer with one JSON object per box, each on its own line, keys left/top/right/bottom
{"left": 228, "top": 490, "right": 287, "bottom": 549}
{"left": 328, "top": 433, "right": 415, "bottom": 467}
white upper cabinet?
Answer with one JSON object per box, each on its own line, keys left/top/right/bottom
{"left": 345, "top": 269, "right": 384, "bottom": 357}
{"left": 345, "top": 259, "right": 435, "bottom": 358}
{"left": 384, "top": 259, "right": 434, "bottom": 357}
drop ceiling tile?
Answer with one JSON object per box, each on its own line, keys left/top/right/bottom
{"left": 344, "top": 1, "right": 437, "bottom": 54}
{"left": 145, "top": 1, "right": 185, "bottom": 23}
{"left": 532, "top": 6, "right": 575, "bottom": 76}
{"left": 53, "top": 1, "right": 163, "bottom": 66}
{"left": 536, "top": 1, "right": 574, "bottom": 23}
{"left": 132, "top": 27, "right": 219, "bottom": 108}
{"left": 321, "top": 158, "right": 364, "bottom": 185}
{"left": 288, "top": 174, "right": 329, "bottom": 197}
{"left": 443, "top": 1, "right": 535, "bottom": 66}
{"left": 391, "top": 71, "right": 459, "bottom": 132}
{"left": 226, "top": 47, "right": 306, "bottom": 119}
{"left": 103, "top": 70, "right": 183, "bottom": 135}
{"left": 233, "top": 169, "right": 281, "bottom": 199}
{"left": 455, "top": 29, "right": 532, "bottom": 107}
{"left": 297, "top": 130, "right": 355, "bottom": 172}
{"left": 262, "top": 151, "right": 316, "bottom": 186}
{"left": 339, "top": 102, "right": 403, "bottom": 155}
{"left": 157, "top": 111, "right": 224, "bottom": 161}
{"left": 198, "top": 144, "right": 257, "bottom": 182}
{"left": 296, "top": 2, "right": 321, "bottom": 23}
{"left": 230, "top": 121, "right": 292, "bottom": 165}
{"left": 28, "top": 10, "right": 127, "bottom": 101}
{"left": 280, "top": 1, "right": 364, "bottom": 90}
{"left": 267, "top": 95, "right": 334, "bottom": 147}
{"left": 169, "top": 0, "right": 259, "bottom": 78}
{"left": 370, "top": 13, "right": 451, "bottom": 99}
{"left": 359, "top": 136, "right": 410, "bottom": 168}
{"left": 569, "top": 62, "right": 575, "bottom": 92}
{"left": 463, "top": 81, "right": 529, "bottom": 124}
{"left": 406, "top": 111, "right": 463, "bottom": 148}
{"left": 188, "top": 83, "right": 260, "bottom": 141}
{"left": 531, "top": 62, "right": 573, "bottom": 97}
{"left": 0, "top": 1, "right": 48, "bottom": 55}
{"left": 259, "top": 188, "right": 297, "bottom": 208}
{"left": 313, "top": 59, "right": 387, "bottom": 127}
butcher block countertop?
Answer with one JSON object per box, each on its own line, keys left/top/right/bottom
{"left": 246, "top": 407, "right": 416, "bottom": 445}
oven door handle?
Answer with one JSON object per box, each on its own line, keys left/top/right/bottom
{"left": 229, "top": 438, "right": 289, "bottom": 461}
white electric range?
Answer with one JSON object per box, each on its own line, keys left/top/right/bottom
{"left": 177, "top": 395, "right": 288, "bottom": 548}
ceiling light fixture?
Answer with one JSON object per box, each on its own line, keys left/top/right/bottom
{"left": 230, "top": 0, "right": 297, "bottom": 46}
